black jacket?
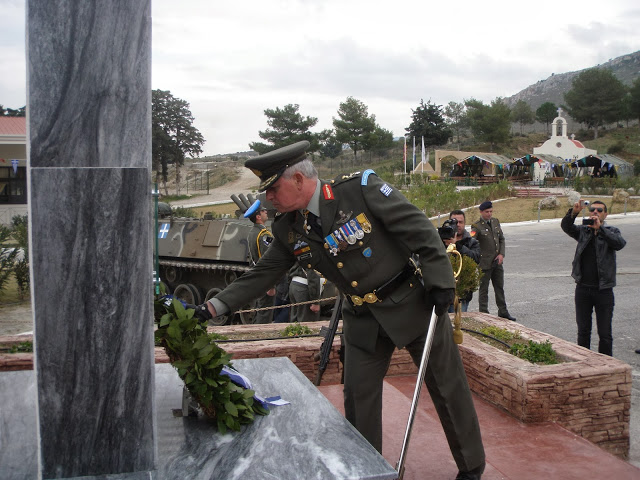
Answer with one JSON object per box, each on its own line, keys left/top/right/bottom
{"left": 560, "top": 208, "right": 626, "bottom": 289}
{"left": 456, "top": 229, "right": 481, "bottom": 264}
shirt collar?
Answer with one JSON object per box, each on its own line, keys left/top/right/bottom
{"left": 300, "top": 179, "right": 321, "bottom": 216}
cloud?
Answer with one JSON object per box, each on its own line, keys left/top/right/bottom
{"left": 3, "top": 0, "right": 640, "bottom": 154}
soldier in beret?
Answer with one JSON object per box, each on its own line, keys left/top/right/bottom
{"left": 244, "top": 200, "right": 275, "bottom": 323}
{"left": 471, "top": 201, "right": 516, "bottom": 321}
{"left": 193, "top": 141, "right": 486, "bottom": 479}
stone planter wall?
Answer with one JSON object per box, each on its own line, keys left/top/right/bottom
{"left": 459, "top": 313, "right": 631, "bottom": 459}
{"left": 0, "top": 313, "right": 630, "bottom": 458}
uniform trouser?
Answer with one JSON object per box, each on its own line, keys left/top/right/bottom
{"left": 289, "top": 281, "right": 320, "bottom": 323}
{"left": 575, "top": 284, "right": 614, "bottom": 356}
{"left": 253, "top": 293, "right": 274, "bottom": 324}
{"left": 342, "top": 310, "right": 485, "bottom": 473}
{"left": 478, "top": 263, "right": 509, "bottom": 316}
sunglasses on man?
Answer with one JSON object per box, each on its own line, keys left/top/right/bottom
{"left": 589, "top": 207, "right": 604, "bottom": 213}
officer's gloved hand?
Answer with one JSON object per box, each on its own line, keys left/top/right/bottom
{"left": 186, "top": 303, "right": 213, "bottom": 322}
{"left": 430, "top": 288, "right": 455, "bottom": 316}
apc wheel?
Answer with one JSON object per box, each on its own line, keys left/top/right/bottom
{"left": 205, "top": 288, "right": 230, "bottom": 326}
{"left": 173, "top": 283, "right": 202, "bottom": 306}
{"left": 239, "top": 299, "right": 258, "bottom": 324}
{"left": 163, "top": 266, "right": 181, "bottom": 284}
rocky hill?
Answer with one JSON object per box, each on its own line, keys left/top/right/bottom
{"left": 504, "top": 50, "right": 640, "bottom": 111}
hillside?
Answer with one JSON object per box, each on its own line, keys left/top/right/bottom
{"left": 504, "top": 50, "right": 640, "bottom": 111}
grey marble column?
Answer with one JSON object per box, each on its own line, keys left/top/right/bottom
{"left": 27, "top": 1, "right": 154, "bottom": 478}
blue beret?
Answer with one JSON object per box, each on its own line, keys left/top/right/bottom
{"left": 479, "top": 201, "right": 493, "bottom": 211}
{"left": 243, "top": 199, "right": 262, "bottom": 218}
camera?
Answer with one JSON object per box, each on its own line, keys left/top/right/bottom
{"left": 582, "top": 200, "right": 590, "bottom": 207}
{"left": 582, "top": 218, "right": 595, "bottom": 226}
{"left": 438, "top": 218, "right": 458, "bottom": 240}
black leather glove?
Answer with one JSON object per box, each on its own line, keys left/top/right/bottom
{"left": 187, "top": 303, "right": 213, "bottom": 322}
{"left": 429, "top": 288, "right": 455, "bottom": 316}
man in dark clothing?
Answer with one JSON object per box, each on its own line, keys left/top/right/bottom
{"left": 471, "top": 201, "right": 516, "bottom": 321}
{"left": 193, "top": 141, "right": 486, "bottom": 479}
{"left": 445, "top": 209, "right": 481, "bottom": 312}
{"left": 561, "top": 200, "right": 626, "bottom": 356}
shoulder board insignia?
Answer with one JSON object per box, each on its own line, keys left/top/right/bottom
{"left": 322, "top": 183, "right": 334, "bottom": 200}
{"left": 341, "top": 171, "right": 361, "bottom": 180}
{"left": 361, "top": 169, "right": 376, "bottom": 186}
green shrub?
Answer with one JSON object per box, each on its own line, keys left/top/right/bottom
{"left": 509, "top": 340, "right": 558, "bottom": 365}
{"left": 0, "top": 225, "right": 18, "bottom": 295}
{"left": 280, "top": 322, "right": 313, "bottom": 337}
{"left": 10, "top": 341, "right": 33, "bottom": 353}
{"left": 479, "top": 325, "right": 521, "bottom": 344}
{"left": 450, "top": 254, "right": 482, "bottom": 298}
{"left": 11, "top": 215, "right": 29, "bottom": 300}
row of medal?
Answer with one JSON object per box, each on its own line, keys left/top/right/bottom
{"left": 324, "top": 213, "right": 372, "bottom": 256}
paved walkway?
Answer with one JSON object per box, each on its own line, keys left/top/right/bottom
{"left": 318, "top": 376, "right": 640, "bottom": 480}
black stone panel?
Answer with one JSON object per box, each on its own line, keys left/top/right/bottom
{"left": 27, "top": 1, "right": 151, "bottom": 169}
{"left": 30, "top": 167, "right": 155, "bottom": 478}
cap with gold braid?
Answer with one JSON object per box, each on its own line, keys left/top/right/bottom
{"left": 245, "top": 140, "right": 310, "bottom": 191}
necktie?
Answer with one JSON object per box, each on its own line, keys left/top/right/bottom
{"left": 303, "top": 210, "right": 322, "bottom": 236}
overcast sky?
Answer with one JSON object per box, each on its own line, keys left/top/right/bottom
{"left": 2, "top": 0, "right": 640, "bottom": 156}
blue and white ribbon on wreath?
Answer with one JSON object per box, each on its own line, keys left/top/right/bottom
{"left": 220, "top": 365, "right": 290, "bottom": 409}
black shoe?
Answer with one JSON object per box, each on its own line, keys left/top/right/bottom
{"left": 499, "top": 314, "right": 517, "bottom": 321}
{"left": 479, "top": 310, "right": 489, "bottom": 314}
{"left": 635, "top": 349, "right": 640, "bottom": 354}
{"left": 456, "top": 463, "right": 484, "bottom": 480}
{"left": 455, "top": 473, "right": 482, "bottom": 480}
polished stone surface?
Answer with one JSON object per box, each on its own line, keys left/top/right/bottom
{"left": 155, "top": 357, "right": 397, "bottom": 479}
{"left": 27, "top": 0, "right": 153, "bottom": 477}
{"left": 0, "top": 358, "right": 397, "bottom": 480}
{"left": 30, "top": 168, "right": 155, "bottom": 478}
{"left": 27, "top": 1, "right": 151, "bottom": 169}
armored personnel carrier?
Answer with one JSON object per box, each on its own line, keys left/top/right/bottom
{"left": 156, "top": 194, "right": 259, "bottom": 325}
{"left": 156, "top": 193, "right": 338, "bottom": 325}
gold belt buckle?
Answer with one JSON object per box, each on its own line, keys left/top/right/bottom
{"left": 364, "top": 292, "right": 378, "bottom": 303}
{"left": 350, "top": 295, "right": 364, "bottom": 306}
{"left": 350, "top": 292, "right": 379, "bottom": 306}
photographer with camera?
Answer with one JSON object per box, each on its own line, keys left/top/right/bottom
{"left": 439, "top": 210, "right": 481, "bottom": 312}
{"left": 561, "top": 200, "right": 626, "bottom": 356}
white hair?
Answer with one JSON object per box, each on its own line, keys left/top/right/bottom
{"left": 282, "top": 158, "right": 318, "bottom": 180}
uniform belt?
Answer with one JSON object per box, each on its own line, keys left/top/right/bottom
{"left": 349, "top": 262, "right": 420, "bottom": 307}
{"left": 291, "top": 276, "right": 308, "bottom": 285}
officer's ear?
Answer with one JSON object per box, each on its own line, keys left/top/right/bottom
{"left": 292, "top": 171, "right": 305, "bottom": 189}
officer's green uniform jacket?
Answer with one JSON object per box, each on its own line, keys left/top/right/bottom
{"left": 471, "top": 217, "right": 505, "bottom": 270}
{"left": 216, "top": 171, "right": 455, "bottom": 353}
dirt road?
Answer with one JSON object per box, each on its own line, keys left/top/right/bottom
{"left": 0, "top": 302, "right": 33, "bottom": 335}
{"left": 170, "top": 167, "right": 259, "bottom": 207}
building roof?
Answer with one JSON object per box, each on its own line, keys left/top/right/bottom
{"left": 460, "top": 154, "right": 514, "bottom": 166}
{"left": 0, "top": 117, "right": 26, "bottom": 136}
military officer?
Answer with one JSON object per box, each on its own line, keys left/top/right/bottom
{"left": 194, "top": 141, "right": 486, "bottom": 480}
{"left": 245, "top": 201, "right": 275, "bottom": 323}
{"left": 471, "top": 201, "right": 516, "bottom": 321}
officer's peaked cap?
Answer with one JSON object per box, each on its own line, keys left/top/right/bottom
{"left": 245, "top": 140, "right": 310, "bottom": 191}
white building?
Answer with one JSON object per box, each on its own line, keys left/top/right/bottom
{"left": 0, "top": 117, "right": 28, "bottom": 225}
{"left": 533, "top": 109, "right": 596, "bottom": 161}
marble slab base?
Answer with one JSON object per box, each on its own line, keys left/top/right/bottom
{"left": 0, "top": 357, "right": 397, "bottom": 480}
